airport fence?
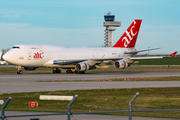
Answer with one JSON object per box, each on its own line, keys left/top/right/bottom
{"left": 1, "top": 93, "right": 180, "bottom": 120}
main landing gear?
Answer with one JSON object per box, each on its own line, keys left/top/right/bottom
{"left": 52, "top": 68, "right": 85, "bottom": 74}
{"left": 66, "top": 69, "right": 85, "bottom": 74}
{"left": 53, "top": 68, "right": 61, "bottom": 74}
{"left": 16, "top": 66, "right": 22, "bottom": 74}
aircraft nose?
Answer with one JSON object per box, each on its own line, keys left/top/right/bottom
{"left": 2, "top": 52, "right": 12, "bottom": 63}
{"left": 3, "top": 50, "right": 19, "bottom": 65}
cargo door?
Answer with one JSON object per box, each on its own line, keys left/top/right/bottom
{"left": 95, "top": 49, "right": 105, "bottom": 58}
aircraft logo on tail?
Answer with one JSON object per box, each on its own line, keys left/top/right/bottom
{"left": 113, "top": 19, "right": 142, "bottom": 48}
{"left": 169, "top": 51, "right": 177, "bottom": 57}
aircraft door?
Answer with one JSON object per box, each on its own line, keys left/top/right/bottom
{"left": 28, "top": 53, "right": 32, "bottom": 60}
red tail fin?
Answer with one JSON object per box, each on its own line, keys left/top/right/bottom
{"left": 169, "top": 51, "right": 177, "bottom": 57}
{"left": 113, "top": 19, "right": 142, "bottom": 48}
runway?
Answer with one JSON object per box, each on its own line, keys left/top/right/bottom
{"left": 0, "top": 72, "right": 180, "bottom": 93}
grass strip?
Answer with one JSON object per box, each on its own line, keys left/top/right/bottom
{"left": 0, "top": 87, "right": 180, "bottom": 118}
{"left": 35, "top": 76, "right": 180, "bottom": 82}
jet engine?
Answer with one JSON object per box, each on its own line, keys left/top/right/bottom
{"left": 75, "top": 63, "right": 90, "bottom": 71}
{"left": 24, "top": 67, "right": 38, "bottom": 71}
{"left": 114, "top": 60, "right": 128, "bottom": 69}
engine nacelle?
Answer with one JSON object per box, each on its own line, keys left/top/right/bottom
{"left": 24, "top": 67, "right": 38, "bottom": 71}
{"left": 75, "top": 63, "right": 90, "bottom": 71}
{"left": 114, "top": 60, "right": 128, "bottom": 69}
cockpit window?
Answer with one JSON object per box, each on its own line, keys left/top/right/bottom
{"left": 12, "top": 46, "right": 20, "bottom": 49}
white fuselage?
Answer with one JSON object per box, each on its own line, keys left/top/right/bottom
{"left": 3, "top": 44, "right": 137, "bottom": 68}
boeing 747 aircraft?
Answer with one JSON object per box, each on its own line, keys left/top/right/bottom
{"left": 3, "top": 19, "right": 177, "bottom": 74}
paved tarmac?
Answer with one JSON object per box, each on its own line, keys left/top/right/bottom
{"left": 0, "top": 72, "right": 180, "bottom": 93}
{"left": 2, "top": 111, "right": 180, "bottom": 120}
{"left": 1, "top": 71, "right": 180, "bottom": 81}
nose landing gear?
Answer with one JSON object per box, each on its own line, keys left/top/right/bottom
{"left": 17, "top": 66, "right": 22, "bottom": 74}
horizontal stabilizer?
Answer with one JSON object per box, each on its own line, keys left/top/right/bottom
{"left": 130, "top": 56, "right": 164, "bottom": 60}
{"left": 130, "top": 51, "right": 177, "bottom": 60}
{"left": 124, "top": 48, "right": 162, "bottom": 54}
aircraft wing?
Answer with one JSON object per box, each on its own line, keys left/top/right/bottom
{"left": 53, "top": 51, "right": 177, "bottom": 65}
{"left": 53, "top": 59, "right": 89, "bottom": 65}
{"left": 53, "top": 57, "right": 126, "bottom": 65}
{"left": 53, "top": 56, "right": 162, "bottom": 65}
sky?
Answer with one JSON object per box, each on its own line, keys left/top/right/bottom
{"left": 0, "top": 0, "right": 180, "bottom": 54}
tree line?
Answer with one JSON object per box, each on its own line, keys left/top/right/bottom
{"left": 1, "top": 48, "right": 10, "bottom": 60}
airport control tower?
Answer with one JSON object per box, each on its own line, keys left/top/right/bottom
{"left": 103, "top": 12, "right": 121, "bottom": 47}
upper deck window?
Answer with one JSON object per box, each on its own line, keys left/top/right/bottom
{"left": 12, "top": 46, "right": 20, "bottom": 49}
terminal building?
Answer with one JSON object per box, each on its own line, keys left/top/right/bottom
{"left": 103, "top": 12, "right": 121, "bottom": 47}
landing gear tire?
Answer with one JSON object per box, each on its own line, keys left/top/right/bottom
{"left": 53, "top": 68, "right": 61, "bottom": 74}
{"left": 74, "top": 70, "right": 85, "bottom": 74}
{"left": 75, "top": 70, "right": 78, "bottom": 74}
{"left": 66, "top": 70, "right": 85, "bottom": 74}
{"left": 57, "top": 70, "right": 61, "bottom": 73}
{"left": 17, "top": 70, "right": 22, "bottom": 74}
{"left": 66, "top": 70, "right": 73, "bottom": 74}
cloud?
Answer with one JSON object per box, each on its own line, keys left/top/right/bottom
{"left": 135, "top": 24, "right": 180, "bottom": 54}
{"left": 0, "top": 23, "right": 104, "bottom": 49}
{"left": 0, "top": 22, "right": 179, "bottom": 54}
{"left": 0, "top": 23, "right": 29, "bottom": 27}
{"left": 0, "top": 10, "right": 31, "bottom": 18}
{"left": 0, "top": 1, "right": 146, "bottom": 8}
{"left": 2, "top": 14, "right": 20, "bottom": 18}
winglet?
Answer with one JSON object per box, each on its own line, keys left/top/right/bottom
{"left": 169, "top": 51, "right": 178, "bottom": 57}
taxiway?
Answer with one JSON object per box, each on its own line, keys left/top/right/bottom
{"left": 0, "top": 72, "right": 180, "bottom": 93}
